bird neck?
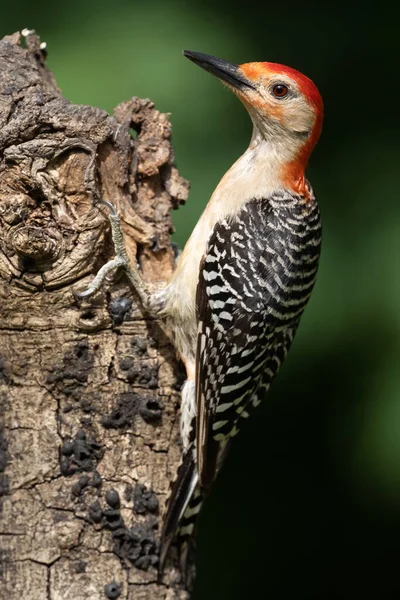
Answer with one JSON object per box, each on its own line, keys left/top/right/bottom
{"left": 249, "top": 125, "right": 311, "bottom": 200}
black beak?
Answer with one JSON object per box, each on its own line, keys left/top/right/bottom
{"left": 183, "top": 50, "right": 256, "bottom": 91}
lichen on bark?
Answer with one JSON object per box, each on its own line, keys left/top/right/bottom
{"left": 0, "top": 29, "right": 191, "bottom": 600}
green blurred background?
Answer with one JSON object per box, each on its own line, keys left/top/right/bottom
{"left": 2, "top": 1, "right": 399, "bottom": 597}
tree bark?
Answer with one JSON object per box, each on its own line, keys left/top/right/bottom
{"left": 0, "top": 30, "right": 191, "bottom": 600}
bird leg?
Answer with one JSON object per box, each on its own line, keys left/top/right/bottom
{"left": 75, "top": 200, "right": 152, "bottom": 309}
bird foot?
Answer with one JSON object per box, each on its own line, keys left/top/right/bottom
{"left": 74, "top": 200, "right": 149, "bottom": 305}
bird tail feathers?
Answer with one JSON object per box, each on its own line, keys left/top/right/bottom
{"left": 158, "top": 446, "right": 200, "bottom": 577}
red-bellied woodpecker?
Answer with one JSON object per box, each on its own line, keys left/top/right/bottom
{"left": 77, "top": 50, "right": 323, "bottom": 577}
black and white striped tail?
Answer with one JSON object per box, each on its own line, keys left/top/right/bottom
{"left": 159, "top": 446, "right": 200, "bottom": 576}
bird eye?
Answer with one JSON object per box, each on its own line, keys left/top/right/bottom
{"left": 272, "top": 84, "right": 289, "bottom": 98}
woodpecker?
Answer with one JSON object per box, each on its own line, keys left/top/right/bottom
{"left": 77, "top": 51, "right": 323, "bottom": 575}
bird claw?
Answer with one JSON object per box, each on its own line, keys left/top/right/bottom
{"left": 73, "top": 255, "right": 127, "bottom": 298}
{"left": 74, "top": 200, "right": 146, "bottom": 302}
{"left": 95, "top": 199, "right": 118, "bottom": 216}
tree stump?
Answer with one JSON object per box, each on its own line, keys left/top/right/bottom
{"left": 0, "top": 30, "right": 191, "bottom": 600}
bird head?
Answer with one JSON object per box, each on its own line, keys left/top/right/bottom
{"left": 183, "top": 51, "right": 323, "bottom": 195}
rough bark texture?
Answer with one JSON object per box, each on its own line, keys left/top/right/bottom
{"left": 0, "top": 30, "right": 191, "bottom": 600}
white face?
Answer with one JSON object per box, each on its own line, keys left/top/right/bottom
{"left": 235, "top": 71, "right": 318, "bottom": 149}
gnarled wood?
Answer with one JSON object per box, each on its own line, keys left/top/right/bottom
{"left": 0, "top": 29, "right": 191, "bottom": 600}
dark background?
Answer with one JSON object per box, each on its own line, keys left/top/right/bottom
{"left": 2, "top": 1, "right": 400, "bottom": 598}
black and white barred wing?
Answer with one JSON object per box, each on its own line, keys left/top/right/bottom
{"left": 195, "top": 213, "right": 278, "bottom": 490}
{"left": 194, "top": 194, "right": 321, "bottom": 491}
